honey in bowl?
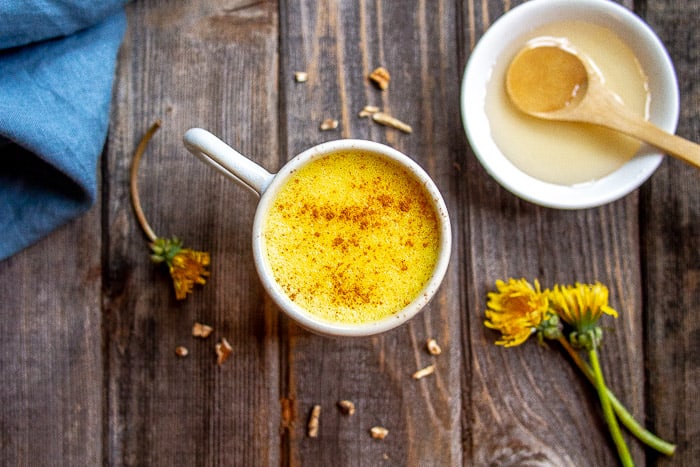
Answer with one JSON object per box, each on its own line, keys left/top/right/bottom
{"left": 262, "top": 151, "right": 441, "bottom": 325}
{"left": 485, "top": 21, "right": 650, "bottom": 185}
{"left": 506, "top": 43, "right": 589, "bottom": 114}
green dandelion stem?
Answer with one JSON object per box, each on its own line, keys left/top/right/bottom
{"left": 606, "top": 388, "right": 676, "bottom": 457}
{"left": 557, "top": 337, "right": 675, "bottom": 456}
{"left": 589, "top": 347, "right": 634, "bottom": 467}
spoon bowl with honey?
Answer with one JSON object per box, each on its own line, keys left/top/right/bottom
{"left": 506, "top": 42, "right": 700, "bottom": 169}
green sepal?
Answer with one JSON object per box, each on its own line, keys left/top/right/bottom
{"left": 149, "top": 236, "right": 183, "bottom": 265}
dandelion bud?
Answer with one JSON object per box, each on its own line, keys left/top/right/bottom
{"left": 538, "top": 314, "right": 562, "bottom": 341}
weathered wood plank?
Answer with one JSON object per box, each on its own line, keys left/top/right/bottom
{"left": 103, "top": 1, "right": 280, "bottom": 464}
{"left": 0, "top": 211, "right": 103, "bottom": 465}
{"left": 279, "top": 0, "right": 464, "bottom": 464}
{"left": 641, "top": 1, "right": 700, "bottom": 465}
{"left": 458, "top": 1, "right": 646, "bottom": 465}
{"left": 2, "top": 0, "right": 697, "bottom": 465}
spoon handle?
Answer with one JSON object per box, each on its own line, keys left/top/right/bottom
{"left": 605, "top": 105, "right": 700, "bottom": 169}
{"left": 631, "top": 120, "right": 700, "bottom": 169}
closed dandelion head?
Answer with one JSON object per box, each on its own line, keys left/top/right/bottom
{"left": 150, "top": 237, "right": 210, "bottom": 300}
{"left": 131, "top": 121, "right": 211, "bottom": 301}
{"left": 548, "top": 282, "right": 618, "bottom": 350}
{"left": 484, "top": 278, "right": 552, "bottom": 347}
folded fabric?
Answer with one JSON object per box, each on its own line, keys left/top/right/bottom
{"left": 0, "top": 1, "right": 127, "bottom": 261}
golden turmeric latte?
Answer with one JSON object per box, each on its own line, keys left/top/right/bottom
{"left": 262, "top": 151, "right": 440, "bottom": 325}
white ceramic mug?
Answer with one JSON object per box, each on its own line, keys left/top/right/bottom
{"left": 183, "top": 128, "right": 451, "bottom": 337}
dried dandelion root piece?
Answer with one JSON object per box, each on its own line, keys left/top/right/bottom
{"left": 320, "top": 118, "right": 339, "bottom": 131}
{"left": 358, "top": 105, "right": 380, "bottom": 118}
{"left": 192, "top": 322, "right": 214, "bottom": 338}
{"left": 175, "top": 346, "right": 189, "bottom": 357}
{"left": 216, "top": 337, "right": 232, "bottom": 365}
{"left": 370, "top": 426, "right": 389, "bottom": 439}
{"left": 294, "top": 71, "right": 308, "bottom": 82}
{"left": 412, "top": 364, "right": 435, "bottom": 380}
{"left": 307, "top": 405, "right": 321, "bottom": 438}
{"left": 369, "top": 66, "right": 391, "bottom": 90}
{"left": 337, "top": 400, "right": 356, "bottom": 416}
{"left": 371, "top": 112, "right": 412, "bottom": 134}
{"left": 426, "top": 338, "right": 442, "bottom": 356}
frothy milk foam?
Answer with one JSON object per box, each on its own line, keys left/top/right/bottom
{"left": 262, "top": 151, "right": 440, "bottom": 325}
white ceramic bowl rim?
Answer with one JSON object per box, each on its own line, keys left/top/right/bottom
{"left": 252, "top": 139, "right": 452, "bottom": 337}
{"left": 461, "top": 0, "right": 679, "bottom": 209}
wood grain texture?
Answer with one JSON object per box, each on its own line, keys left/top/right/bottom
{"left": 280, "top": 1, "right": 464, "bottom": 465}
{"left": 641, "top": 1, "right": 700, "bottom": 466}
{"left": 0, "top": 209, "right": 103, "bottom": 465}
{"left": 0, "top": 0, "right": 698, "bottom": 466}
{"left": 103, "top": 0, "right": 280, "bottom": 465}
{"left": 458, "top": 1, "right": 645, "bottom": 465}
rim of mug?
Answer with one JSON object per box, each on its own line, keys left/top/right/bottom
{"left": 251, "top": 139, "right": 452, "bottom": 337}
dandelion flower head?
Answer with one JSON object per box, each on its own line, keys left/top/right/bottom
{"left": 548, "top": 282, "right": 618, "bottom": 332}
{"left": 151, "top": 237, "right": 211, "bottom": 300}
{"left": 484, "top": 278, "right": 551, "bottom": 347}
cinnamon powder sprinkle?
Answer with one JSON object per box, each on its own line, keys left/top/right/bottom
{"left": 263, "top": 152, "right": 440, "bottom": 325}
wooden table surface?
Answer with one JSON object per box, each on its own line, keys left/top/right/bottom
{"left": 2, "top": 0, "right": 698, "bottom": 465}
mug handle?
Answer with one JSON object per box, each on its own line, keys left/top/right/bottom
{"left": 183, "top": 128, "right": 274, "bottom": 196}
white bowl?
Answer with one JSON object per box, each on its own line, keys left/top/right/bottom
{"left": 460, "top": 0, "right": 679, "bottom": 209}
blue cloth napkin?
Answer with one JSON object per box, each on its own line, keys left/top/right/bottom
{"left": 0, "top": 1, "right": 127, "bottom": 260}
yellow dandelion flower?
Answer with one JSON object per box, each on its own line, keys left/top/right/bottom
{"left": 131, "top": 121, "right": 212, "bottom": 300}
{"left": 484, "top": 278, "right": 550, "bottom": 347}
{"left": 548, "top": 282, "right": 618, "bottom": 330}
{"left": 483, "top": 278, "right": 676, "bottom": 461}
{"left": 150, "top": 237, "right": 211, "bottom": 300}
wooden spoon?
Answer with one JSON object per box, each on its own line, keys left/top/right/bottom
{"left": 505, "top": 43, "right": 700, "bottom": 169}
